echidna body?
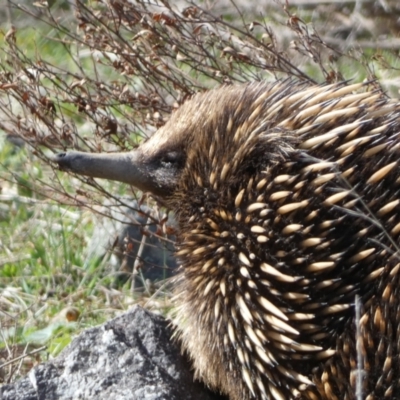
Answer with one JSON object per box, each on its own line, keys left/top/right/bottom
{"left": 55, "top": 81, "right": 400, "bottom": 400}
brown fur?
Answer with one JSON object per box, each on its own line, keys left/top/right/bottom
{"left": 155, "top": 81, "right": 400, "bottom": 399}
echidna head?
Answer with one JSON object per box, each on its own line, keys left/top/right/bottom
{"left": 54, "top": 82, "right": 297, "bottom": 203}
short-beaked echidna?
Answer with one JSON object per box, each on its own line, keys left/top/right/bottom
{"left": 55, "top": 81, "right": 400, "bottom": 400}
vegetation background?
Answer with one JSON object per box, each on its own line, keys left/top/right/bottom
{"left": 1, "top": 0, "right": 400, "bottom": 386}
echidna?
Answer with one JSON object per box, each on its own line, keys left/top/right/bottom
{"left": 55, "top": 80, "right": 400, "bottom": 400}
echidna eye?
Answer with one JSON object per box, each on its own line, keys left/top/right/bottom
{"left": 160, "top": 151, "right": 184, "bottom": 168}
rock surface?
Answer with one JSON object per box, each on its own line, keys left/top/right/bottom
{"left": 0, "top": 307, "right": 226, "bottom": 400}
{"left": 87, "top": 201, "right": 177, "bottom": 287}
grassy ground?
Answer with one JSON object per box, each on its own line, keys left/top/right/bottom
{"left": 0, "top": 138, "right": 174, "bottom": 383}
{"left": 0, "top": 19, "right": 172, "bottom": 383}
{"left": 1, "top": 0, "right": 400, "bottom": 387}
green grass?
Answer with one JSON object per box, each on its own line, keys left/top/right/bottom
{"left": 0, "top": 18, "right": 154, "bottom": 375}
{"left": 0, "top": 140, "right": 172, "bottom": 383}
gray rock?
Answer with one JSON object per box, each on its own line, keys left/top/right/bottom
{"left": 0, "top": 307, "right": 226, "bottom": 400}
{"left": 87, "top": 201, "right": 177, "bottom": 288}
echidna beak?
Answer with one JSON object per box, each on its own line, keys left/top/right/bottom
{"left": 52, "top": 150, "right": 175, "bottom": 197}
